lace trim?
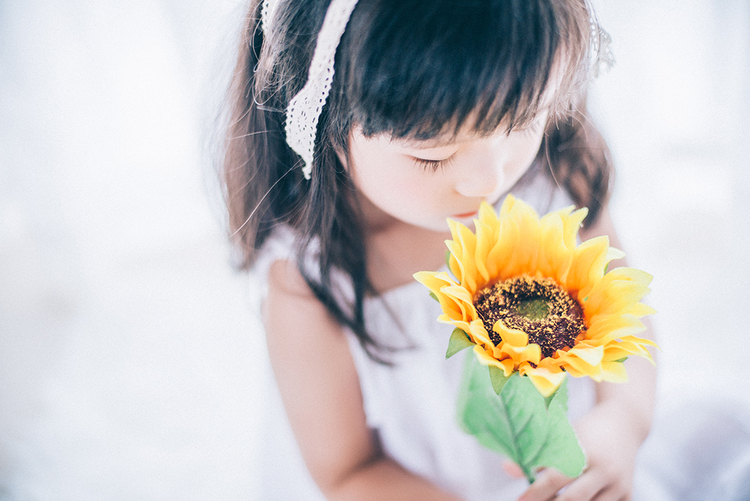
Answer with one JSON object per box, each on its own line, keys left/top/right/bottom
{"left": 261, "top": 0, "right": 279, "bottom": 38}
{"left": 284, "top": 0, "right": 359, "bottom": 179}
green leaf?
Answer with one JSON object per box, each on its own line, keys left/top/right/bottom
{"left": 614, "top": 357, "right": 629, "bottom": 363}
{"left": 429, "top": 291, "right": 439, "bottom": 303}
{"left": 446, "top": 328, "right": 474, "bottom": 359}
{"left": 445, "top": 250, "right": 452, "bottom": 270}
{"left": 457, "top": 354, "right": 585, "bottom": 483}
{"left": 489, "top": 366, "right": 510, "bottom": 394}
{"left": 533, "top": 388, "right": 587, "bottom": 478}
{"left": 543, "top": 383, "right": 562, "bottom": 411}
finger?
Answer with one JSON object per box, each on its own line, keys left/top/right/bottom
{"left": 502, "top": 461, "right": 525, "bottom": 479}
{"left": 591, "top": 485, "right": 630, "bottom": 501}
{"left": 555, "top": 470, "right": 605, "bottom": 501}
{"left": 517, "top": 469, "right": 572, "bottom": 501}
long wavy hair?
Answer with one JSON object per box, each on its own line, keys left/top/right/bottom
{"left": 221, "top": 0, "right": 613, "bottom": 361}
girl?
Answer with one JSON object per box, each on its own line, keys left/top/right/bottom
{"left": 222, "top": 0, "right": 657, "bottom": 499}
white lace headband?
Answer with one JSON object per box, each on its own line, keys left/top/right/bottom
{"left": 263, "top": 0, "right": 360, "bottom": 180}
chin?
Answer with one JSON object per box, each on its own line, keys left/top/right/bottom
{"left": 413, "top": 217, "right": 473, "bottom": 233}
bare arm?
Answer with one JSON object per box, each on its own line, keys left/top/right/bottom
{"left": 265, "top": 259, "right": 462, "bottom": 501}
{"left": 520, "top": 206, "right": 657, "bottom": 501}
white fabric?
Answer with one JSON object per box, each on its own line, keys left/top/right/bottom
{"left": 249, "top": 174, "right": 599, "bottom": 500}
{"left": 284, "top": 0, "right": 359, "bottom": 179}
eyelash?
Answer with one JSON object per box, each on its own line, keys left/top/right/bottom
{"left": 412, "top": 118, "right": 546, "bottom": 172}
{"left": 414, "top": 155, "right": 456, "bottom": 172}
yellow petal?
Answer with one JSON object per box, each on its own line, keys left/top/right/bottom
{"left": 445, "top": 220, "right": 488, "bottom": 295}
{"left": 478, "top": 200, "right": 499, "bottom": 226}
{"left": 498, "top": 194, "right": 517, "bottom": 215}
{"left": 498, "top": 342, "right": 542, "bottom": 366}
{"left": 567, "top": 345, "right": 605, "bottom": 366}
{"left": 505, "top": 201, "right": 541, "bottom": 276}
{"left": 468, "top": 319, "right": 494, "bottom": 348}
{"left": 601, "top": 341, "right": 650, "bottom": 361}
{"left": 487, "top": 215, "right": 519, "bottom": 281}
{"left": 585, "top": 314, "right": 647, "bottom": 343}
{"left": 493, "top": 320, "right": 528, "bottom": 347}
{"left": 473, "top": 221, "right": 494, "bottom": 288}
{"left": 607, "top": 246, "right": 626, "bottom": 262}
{"left": 445, "top": 239, "right": 468, "bottom": 287}
{"left": 627, "top": 302, "right": 657, "bottom": 318}
{"left": 617, "top": 335, "right": 659, "bottom": 363}
{"left": 443, "top": 317, "right": 472, "bottom": 335}
{"left": 499, "top": 358, "right": 515, "bottom": 376}
{"left": 606, "top": 267, "right": 654, "bottom": 286}
{"left": 598, "top": 361, "right": 629, "bottom": 383}
{"left": 585, "top": 268, "right": 653, "bottom": 310}
{"left": 561, "top": 207, "right": 588, "bottom": 250}
{"left": 536, "top": 212, "right": 572, "bottom": 283}
{"left": 523, "top": 367, "right": 567, "bottom": 397}
{"left": 565, "top": 236, "right": 610, "bottom": 297}
{"left": 556, "top": 345, "right": 604, "bottom": 377}
{"left": 413, "top": 272, "right": 467, "bottom": 321}
{"left": 619, "top": 334, "right": 659, "bottom": 348}
{"left": 440, "top": 284, "right": 475, "bottom": 306}
{"left": 413, "top": 270, "right": 455, "bottom": 292}
{"left": 585, "top": 277, "right": 652, "bottom": 320}
{"left": 473, "top": 344, "right": 512, "bottom": 374}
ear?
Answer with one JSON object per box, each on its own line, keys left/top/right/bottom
{"left": 332, "top": 130, "right": 352, "bottom": 171}
{"left": 334, "top": 145, "right": 348, "bottom": 170}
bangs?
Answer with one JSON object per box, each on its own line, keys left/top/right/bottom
{"left": 341, "top": 0, "right": 589, "bottom": 140}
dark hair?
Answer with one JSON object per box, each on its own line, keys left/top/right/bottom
{"left": 221, "top": 0, "right": 613, "bottom": 360}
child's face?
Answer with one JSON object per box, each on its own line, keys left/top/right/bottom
{"left": 345, "top": 111, "right": 549, "bottom": 232}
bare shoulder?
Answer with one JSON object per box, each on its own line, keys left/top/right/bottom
{"left": 265, "top": 259, "right": 378, "bottom": 492}
{"left": 268, "top": 258, "right": 315, "bottom": 299}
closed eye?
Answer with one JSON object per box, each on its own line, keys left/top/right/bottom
{"left": 413, "top": 155, "right": 456, "bottom": 172}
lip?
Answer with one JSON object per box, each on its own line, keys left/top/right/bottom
{"left": 451, "top": 210, "right": 479, "bottom": 219}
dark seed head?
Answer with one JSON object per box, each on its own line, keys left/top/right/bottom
{"left": 473, "top": 275, "right": 585, "bottom": 359}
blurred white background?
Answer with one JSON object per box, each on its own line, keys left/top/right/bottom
{"left": 1, "top": 0, "right": 748, "bottom": 499}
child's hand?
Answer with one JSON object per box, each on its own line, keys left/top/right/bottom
{"left": 516, "top": 400, "right": 647, "bottom": 501}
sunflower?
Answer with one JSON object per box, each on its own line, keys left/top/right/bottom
{"left": 414, "top": 195, "right": 657, "bottom": 397}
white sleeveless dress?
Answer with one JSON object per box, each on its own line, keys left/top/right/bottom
{"left": 248, "top": 172, "right": 603, "bottom": 501}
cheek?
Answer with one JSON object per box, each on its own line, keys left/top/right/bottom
{"left": 349, "top": 148, "right": 411, "bottom": 201}
{"left": 350, "top": 159, "right": 448, "bottom": 227}
{"left": 359, "top": 164, "right": 435, "bottom": 210}
{"left": 507, "top": 134, "right": 545, "bottom": 177}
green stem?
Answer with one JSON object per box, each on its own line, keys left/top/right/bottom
{"left": 522, "top": 464, "right": 536, "bottom": 484}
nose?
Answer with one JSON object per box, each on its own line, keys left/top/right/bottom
{"left": 454, "top": 160, "right": 505, "bottom": 198}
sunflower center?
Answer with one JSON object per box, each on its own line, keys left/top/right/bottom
{"left": 514, "top": 298, "right": 550, "bottom": 321}
{"left": 473, "top": 276, "right": 585, "bottom": 359}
